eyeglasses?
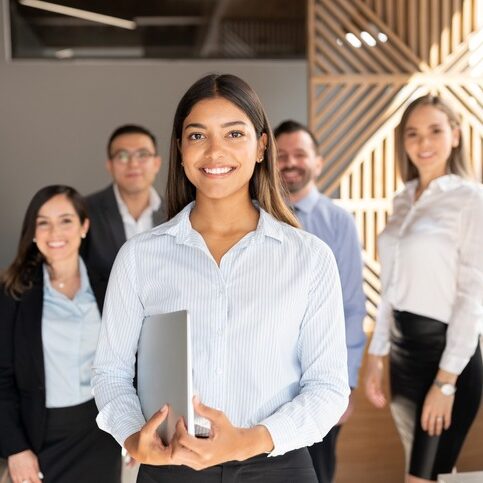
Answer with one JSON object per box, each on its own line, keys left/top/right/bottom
{"left": 111, "top": 149, "right": 156, "bottom": 165}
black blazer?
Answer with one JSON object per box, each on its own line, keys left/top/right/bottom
{"left": 83, "top": 185, "right": 166, "bottom": 281}
{"left": 0, "top": 264, "right": 107, "bottom": 457}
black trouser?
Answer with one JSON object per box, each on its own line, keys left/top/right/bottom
{"left": 137, "top": 448, "right": 317, "bottom": 483}
{"left": 308, "top": 425, "right": 341, "bottom": 483}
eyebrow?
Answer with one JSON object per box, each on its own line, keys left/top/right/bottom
{"left": 37, "top": 213, "right": 76, "bottom": 218}
{"left": 184, "top": 120, "right": 248, "bottom": 130}
{"left": 405, "top": 123, "right": 443, "bottom": 131}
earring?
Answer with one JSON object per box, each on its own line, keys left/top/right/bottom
{"left": 181, "top": 162, "right": 184, "bottom": 167}
{"left": 257, "top": 156, "right": 264, "bottom": 163}
{"left": 33, "top": 238, "right": 37, "bottom": 243}
{"left": 81, "top": 233, "right": 86, "bottom": 239}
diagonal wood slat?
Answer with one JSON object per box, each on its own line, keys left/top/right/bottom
{"left": 309, "top": 0, "right": 483, "bottom": 324}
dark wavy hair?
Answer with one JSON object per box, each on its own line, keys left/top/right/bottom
{"left": 2, "top": 185, "right": 88, "bottom": 298}
{"left": 165, "top": 73, "right": 299, "bottom": 227}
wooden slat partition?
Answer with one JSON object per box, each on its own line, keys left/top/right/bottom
{"left": 309, "top": 0, "right": 483, "bottom": 322}
{"left": 308, "top": 2, "right": 483, "bottom": 479}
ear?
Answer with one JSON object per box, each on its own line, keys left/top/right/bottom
{"left": 106, "top": 159, "right": 113, "bottom": 175}
{"left": 81, "top": 218, "right": 90, "bottom": 236}
{"left": 153, "top": 155, "right": 162, "bottom": 174}
{"left": 451, "top": 127, "right": 460, "bottom": 148}
{"left": 314, "top": 154, "right": 324, "bottom": 178}
{"left": 257, "top": 133, "right": 268, "bottom": 159}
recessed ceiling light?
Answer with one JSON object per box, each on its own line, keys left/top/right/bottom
{"left": 345, "top": 33, "right": 362, "bottom": 48}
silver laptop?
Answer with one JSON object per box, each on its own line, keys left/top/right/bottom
{"left": 137, "top": 310, "right": 195, "bottom": 443}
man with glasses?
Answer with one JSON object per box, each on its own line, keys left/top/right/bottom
{"left": 83, "top": 124, "right": 165, "bottom": 282}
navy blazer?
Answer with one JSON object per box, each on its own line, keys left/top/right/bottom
{"left": 83, "top": 184, "right": 165, "bottom": 281}
{"left": 0, "top": 264, "right": 107, "bottom": 457}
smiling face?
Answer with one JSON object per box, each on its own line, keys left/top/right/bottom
{"left": 34, "top": 194, "right": 89, "bottom": 265}
{"left": 107, "top": 133, "right": 161, "bottom": 196}
{"left": 403, "top": 104, "right": 460, "bottom": 180}
{"left": 179, "top": 97, "right": 267, "bottom": 203}
{"left": 276, "top": 130, "right": 322, "bottom": 201}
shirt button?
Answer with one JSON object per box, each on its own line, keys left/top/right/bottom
{"left": 217, "top": 328, "right": 223, "bottom": 336}
{"left": 215, "top": 367, "right": 222, "bottom": 375}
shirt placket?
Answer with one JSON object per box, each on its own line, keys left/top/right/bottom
{"left": 209, "top": 251, "right": 233, "bottom": 408}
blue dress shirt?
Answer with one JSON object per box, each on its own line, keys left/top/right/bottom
{"left": 42, "top": 259, "right": 101, "bottom": 408}
{"left": 92, "top": 202, "right": 349, "bottom": 456}
{"left": 294, "top": 187, "right": 366, "bottom": 388}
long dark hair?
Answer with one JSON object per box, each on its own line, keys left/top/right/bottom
{"left": 165, "top": 73, "right": 299, "bottom": 227}
{"left": 396, "top": 95, "right": 473, "bottom": 182}
{"left": 2, "top": 185, "right": 88, "bottom": 298}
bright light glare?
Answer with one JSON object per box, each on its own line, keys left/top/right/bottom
{"left": 361, "top": 31, "right": 376, "bottom": 47}
{"left": 378, "top": 32, "right": 388, "bottom": 43}
{"left": 55, "top": 48, "right": 74, "bottom": 58}
{"left": 345, "top": 33, "right": 362, "bottom": 48}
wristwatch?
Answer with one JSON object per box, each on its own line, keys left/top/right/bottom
{"left": 433, "top": 379, "right": 457, "bottom": 396}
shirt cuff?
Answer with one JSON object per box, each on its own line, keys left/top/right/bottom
{"left": 368, "top": 338, "right": 390, "bottom": 356}
{"left": 96, "top": 409, "right": 145, "bottom": 448}
{"left": 258, "top": 413, "right": 301, "bottom": 457}
{"left": 439, "top": 352, "right": 470, "bottom": 376}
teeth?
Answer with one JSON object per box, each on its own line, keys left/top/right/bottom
{"left": 48, "top": 241, "right": 66, "bottom": 248}
{"left": 204, "top": 167, "right": 232, "bottom": 175}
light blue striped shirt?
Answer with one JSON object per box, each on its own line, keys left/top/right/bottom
{"left": 42, "top": 259, "right": 101, "bottom": 408}
{"left": 92, "top": 202, "right": 349, "bottom": 456}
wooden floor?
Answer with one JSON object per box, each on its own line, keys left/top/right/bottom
{"left": 335, "top": 344, "right": 483, "bottom": 483}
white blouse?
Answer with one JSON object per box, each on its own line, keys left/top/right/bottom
{"left": 369, "top": 174, "right": 483, "bottom": 375}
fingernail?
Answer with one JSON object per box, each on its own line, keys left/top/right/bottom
{"left": 39, "top": 472, "right": 44, "bottom": 479}
{"left": 160, "top": 404, "right": 167, "bottom": 412}
{"left": 193, "top": 395, "right": 200, "bottom": 404}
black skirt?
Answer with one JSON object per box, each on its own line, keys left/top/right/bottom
{"left": 137, "top": 447, "right": 317, "bottom": 483}
{"left": 389, "top": 311, "right": 482, "bottom": 481}
{"left": 38, "top": 399, "right": 121, "bottom": 483}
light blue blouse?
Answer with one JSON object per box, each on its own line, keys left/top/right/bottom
{"left": 93, "top": 202, "right": 349, "bottom": 456}
{"left": 42, "top": 259, "right": 101, "bottom": 408}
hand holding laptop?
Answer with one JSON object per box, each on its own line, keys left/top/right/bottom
{"left": 170, "top": 396, "right": 274, "bottom": 470}
{"left": 124, "top": 405, "right": 174, "bottom": 466}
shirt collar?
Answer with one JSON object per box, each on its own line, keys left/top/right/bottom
{"left": 43, "top": 258, "right": 90, "bottom": 297}
{"left": 151, "top": 201, "right": 284, "bottom": 245}
{"left": 293, "top": 186, "right": 320, "bottom": 214}
{"left": 113, "top": 184, "right": 161, "bottom": 220}
{"left": 404, "top": 174, "right": 464, "bottom": 201}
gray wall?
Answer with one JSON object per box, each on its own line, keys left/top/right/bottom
{"left": 0, "top": 1, "right": 307, "bottom": 269}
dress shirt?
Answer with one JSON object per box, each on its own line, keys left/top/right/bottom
{"left": 92, "top": 201, "right": 349, "bottom": 457}
{"left": 113, "top": 184, "right": 161, "bottom": 240}
{"left": 369, "top": 175, "right": 483, "bottom": 374}
{"left": 294, "top": 187, "right": 366, "bottom": 387}
{"left": 42, "top": 258, "right": 101, "bottom": 408}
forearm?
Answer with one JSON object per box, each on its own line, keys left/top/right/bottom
{"left": 260, "top": 381, "right": 349, "bottom": 457}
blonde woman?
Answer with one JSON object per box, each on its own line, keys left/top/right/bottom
{"left": 365, "top": 96, "right": 483, "bottom": 482}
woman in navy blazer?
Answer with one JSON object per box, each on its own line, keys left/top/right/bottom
{"left": 0, "top": 185, "right": 121, "bottom": 483}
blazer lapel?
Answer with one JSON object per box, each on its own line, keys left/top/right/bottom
{"left": 103, "top": 185, "right": 126, "bottom": 251}
{"left": 86, "top": 267, "right": 108, "bottom": 314}
{"left": 17, "top": 282, "right": 45, "bottom": 386}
